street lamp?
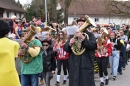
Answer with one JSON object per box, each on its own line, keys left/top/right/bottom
{"left": 45, "top": 0, "right": 47, "bottom": 23}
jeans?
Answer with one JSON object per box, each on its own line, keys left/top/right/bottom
{"left": 21, "top": 74, "right": 39, "bottom": 86}
{"left": 39, "top": 72, "right": 44, "bottom": 79}
{"left": 109, "top": 51, "right": 120, "bottom": 76}
{"left": 96, "top": 57, "right": 109, "bottom": 77}
{"left": 43, "top": 72, "right": 53, "bottom": 86}
{"left": 118, "top": 56, "right": 123, "bottom": 73}
{"left": 122, "top": 46, "right": 126, "bottom": 67}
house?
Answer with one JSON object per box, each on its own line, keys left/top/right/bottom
{"left": 60, "top": 0, "right": 130, "bottom": 25}
{"left": 0, "top": 0, "right": 25, "bottom": 19}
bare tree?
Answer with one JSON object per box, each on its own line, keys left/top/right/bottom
{"left": 107, "top": 0, "right": 130, "bottom": 18}
{"left": 60, "top": 0, "right": 130, "bottom": 24}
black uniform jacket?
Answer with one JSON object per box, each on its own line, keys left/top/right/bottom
{"left": 64, "top": 30, "right": 97, "bottom": 86}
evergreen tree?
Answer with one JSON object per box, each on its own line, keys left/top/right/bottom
{"left": 56, "top": 8, "right": 64, "bottom": 23}
{"left": 17, "top": 0, "right": 23, "bottom": 8}
{"left": 24, "top": 0, "right": 64, "bottom": 23}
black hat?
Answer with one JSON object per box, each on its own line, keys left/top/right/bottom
{"left": 41, "top": 39, "right": 51, "bottom": 45}
{"left": 76, "top": 17, "right": 86, "bottom": 23}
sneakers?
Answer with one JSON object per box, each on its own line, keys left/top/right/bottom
{"left": 55, "top": 81, "right": 60, "bottom": 86}
{"left": 62, "top": 80, "right": 67, "bottom": 85}
{"left": 39, "top": 78, "right": 44, "bottom": 85}
{"left": 113, "top": 76, "right": 116, "bottom": 80}
{"left": 100, "top": 82, "right": 104, "bottom": 86}
{"left": 105, "top": 79, "right": 109, "bottom": 85}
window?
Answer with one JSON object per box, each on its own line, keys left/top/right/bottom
{"left": 7, "top": 12, "right": 9, "bottom": 17}
{"left": 19, "top": 13, "right": 21, "bottom": 18}
{"left": 74, "top": 17, "right": 78, "bottom": 20}
{"left": 14, "top": 12, "right": 17, "bottom": 16}
{"left": 95, "top": 18, "right": 99, "bottom": 22}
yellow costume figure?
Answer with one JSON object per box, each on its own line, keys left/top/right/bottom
{"left": 0, "top": 37, "right": 21, "bottom": 86}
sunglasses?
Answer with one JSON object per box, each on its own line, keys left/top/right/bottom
{"left": 43, "top": 45, "right": 49, "bottom": 46}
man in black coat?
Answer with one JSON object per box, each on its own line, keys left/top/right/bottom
{"left": 64, "top": 17, "right": 97, "bottom": 86}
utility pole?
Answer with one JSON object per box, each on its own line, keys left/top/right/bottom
{"left": 45, "top": 0, "right": 47, "bottom": 23}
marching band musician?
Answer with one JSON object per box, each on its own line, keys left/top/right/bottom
{"left": 18, "top": 27, "right": 43, "bottom": 86}
{"left": 109, "top": 32, "right": 124, "bottom": 80}
{"left": 95, "top": 28, "right": 112, "bottom": 86}
{"left": 0, "top": 20, "right": 21, "bottom": 86}
{"left": 64, "top": 17, "right": 97, "bottom": 86}
{"left": 54, "top": 31, "right": 69, "bottom": 86}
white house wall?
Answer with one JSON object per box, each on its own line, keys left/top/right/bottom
{"left": 3, "top": 10, "right": 7, "bottom": 18}
{"left": 68, "top": 16, "right": 130, "bottom": 25}
{"left": 68, "top": 17, "right": 75, "bottom": 24}
{"left": 21, "top": 14, "right": 24, "bottom": 18}
{"left": 3, "top": 9, "right": 24, "bottom": 19}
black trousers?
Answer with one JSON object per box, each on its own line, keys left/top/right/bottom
{"left": 96, "top": 57, "right": 109, "bottom": 77}
{"left": 57, "top": 59, "right": 68, "bottom": 75}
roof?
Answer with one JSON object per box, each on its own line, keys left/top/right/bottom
{"left": 60, "top": 0, "right": 130, "bottom": 17}
{"left": 0, "top": 0, "right": 25, "bottom": 13}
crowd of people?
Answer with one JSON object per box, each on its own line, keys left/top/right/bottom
{"left": 0, "top": 15, "right": 130, "bottom": 86}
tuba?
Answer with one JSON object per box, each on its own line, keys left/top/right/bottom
{"left": 71, "top": 15, "right": 96, "bottom": 55}
{"left": 19, "top": 25, "right": 39, "bottom": 64}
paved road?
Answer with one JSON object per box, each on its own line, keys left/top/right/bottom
{"left": 40, "top": 62, "right": 130, "bottom": 86}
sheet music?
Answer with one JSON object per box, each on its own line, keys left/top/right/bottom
{"left": 66, "top": 25, "right": 79, "bottom": 35}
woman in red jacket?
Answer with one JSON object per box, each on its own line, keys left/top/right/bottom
{"left": 54, "top": 31, "right": 69, "bottom": 86}
{"left": 95, "top": 28, "right": 112, "bottom": 86}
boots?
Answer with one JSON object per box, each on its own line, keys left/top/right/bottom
{"left": 100, "top": 82, "right": 104, "bottom": 86}
{"left": 39, "top": 78, "right": 44, "bottom": 85}
{"left": 105, "top": 79, "right": 109, "bottom": 85}
{"left": 62, "top": 80, "right": 67, "bottom": 85}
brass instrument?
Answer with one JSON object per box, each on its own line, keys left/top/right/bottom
{"left": 42, "top": 26, "right": 57, "bottom": 39}
{"left": 19, "top": 25, "right": 39, "bottom": 64}
{"left": 71, "top": 15, "right": 96, "bottom": 55}
{"left": 96, "top": 27, "right": 108, "bottom": 56}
